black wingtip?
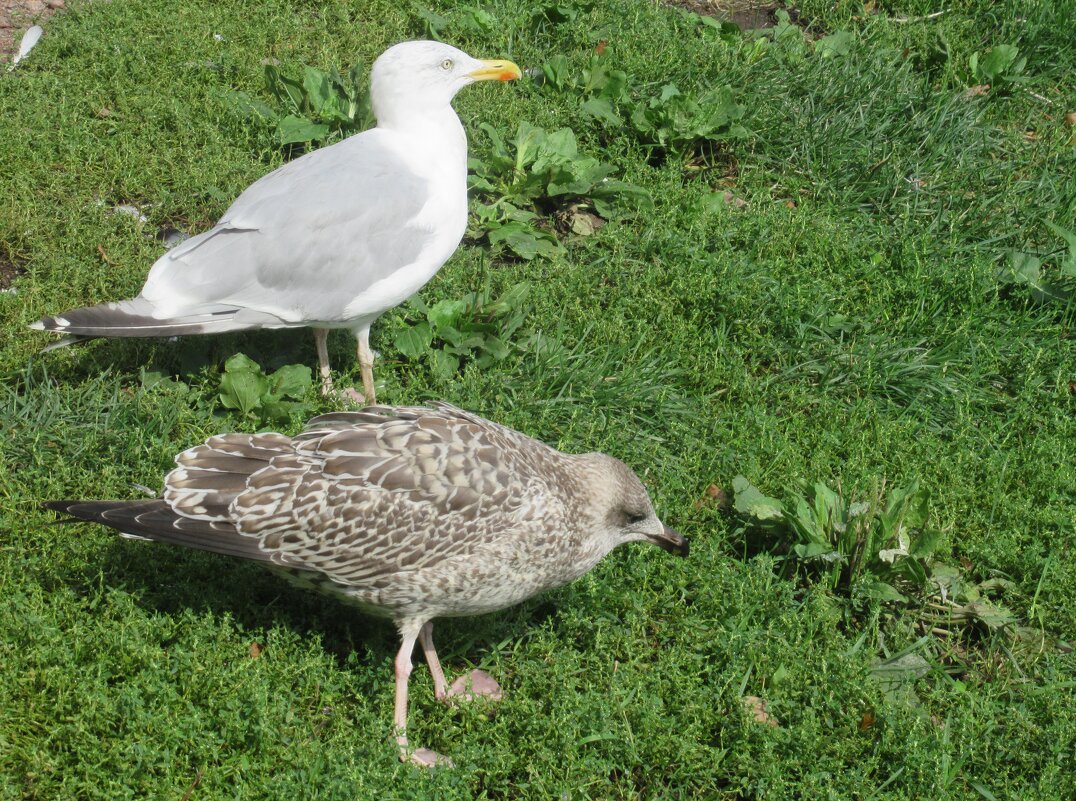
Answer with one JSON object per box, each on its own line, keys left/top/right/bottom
{"left": 42, "top": 500, "right": 77, "bottom": 514}
{"left": 41, "top": 499, "right": 87, "bottom": 525}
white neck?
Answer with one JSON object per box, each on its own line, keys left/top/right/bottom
{"left": 376, "top": 106, "right": 467, "bottom": 178}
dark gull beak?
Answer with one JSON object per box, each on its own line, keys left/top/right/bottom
{"left": 651, "top": 523, "right": 689, "bottom": 557}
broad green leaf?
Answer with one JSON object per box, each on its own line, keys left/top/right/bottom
{"left": 220, "top": 369, "right": 268, "bottom": 416}
{"left": 793, "top": 542, "right": 839, "bottom": 560}
{"left": 461, "top": 7, "right": 496, "bottom": 33}
{"left": 491, "top": 282, "right": 531, "bottom": 312}
{"left": 429, "top": 349, "right": 459, "bottom": 379}
{"left": 453, "top": 334, "right": 487, "bottom": 351}
{"left": 277, "top": 115, "right": 330, "bottom": 144}
{"left": 268, "top": 364, "right": 312, "bottom": 399}
{"left": 695, "top": 192, "right": 730, "bottom": 215}
{"left": 908, "top": 527, "right": 942, "bottom": 559}
{"left": 976, "top": 44, "right": 1020, "bottom": 82}
{"left": 953, "top": 601, "right": 1017, "bottom": 629}
{"left": 862, "top": 580, "right": 908, "bottom": 603}
{"left": 1043, "top": 220, "right": 1076, "bottom": 274}
{"left": 1000, "top": 252, "right": 1044, "bottom": 290}
{"left": 581, "top": 97, "right": 622, "bottom": 126}
{"left": 479, "top": 335, "right": 510, "bottom": 360}
{"left": 435, "top": 323, "right": 466, "bottom": 347}
{"left": 772, "top": 8, "right": 805, "bottom": 47}
{"left": 260, "top": 399, "right": 309, "bottom": 424}
{"left": 141, "top": 370, "right": 188, "bottom": 394}
{"left": 513, "top": 121, "right": 547, "bottom": 172}
{"left": 302, "top": 66, "right": 332, "bottom": 113}
{"left": 267, "top": 69, "right": 306, "bottom": 113}
{"left": 731, "top": 476, "right": 783, "bottom": 520}
{"left": 547, "top": 160, "right": 613, "bottom": 196}
{"left": 347, "top": 62, "right": 364, "bottom": 88}
{"left": 414, "top": 6, "right": 449, "bottom": 39}
{"left": 428, "top": 299, "right": 468, "bottom": 332}
{"left": 224, "top": 353, "right": 261, "bottom": 374}
{"left": 224, "top": 89, "right": 279, "bottom": 122}
{"left": 487, "top": 221, "right": 560, "bottom": 260}
{"left": 870, "top": 652, "right": 929, "bottom": 692}
{"left": 812, "top": 482, "right": 843, "bottom": 526}
{"left": 394, "top": 322, "right": 433, "bottom": 359}
{"left": 699, "top": 86, "right": 745, "bottom": 127}
{"left": 478, "top": 122, "right": 509, "bottom": 161}
{"left": 541, "top": 54, "right": 571, "bottom": 91}
{"left": 929, "top": 562, "right": 964, "bottom": 599}
{"left": 591, "top": 181, "right": 652, "bottom": 218}
{"left": 791, "top": 494, "right": 827, "bottom": 545}
{"left": 406, "top": 294, "right": 429, "bottom": 315}
{"left": 695, "top": 14, "right": 740, "bottom": 40}
{"left": 816, "top": 30, "right": 852, "bottom": 59}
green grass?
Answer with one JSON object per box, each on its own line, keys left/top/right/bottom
{"left": 1, "top": 0, "right": 1074, "bottom": 798}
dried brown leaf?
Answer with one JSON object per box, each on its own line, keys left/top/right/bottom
{"left": 743, "top": 695, "right": 779, "bottom": 727}
{"left": 570, "top": 210, "right": 604, "bottom": 236}
{"left": 722, "top": 190, "right": 747, "bottom": 209}
{"left": 694, "top": 483, "right": 730, "bottom": 510}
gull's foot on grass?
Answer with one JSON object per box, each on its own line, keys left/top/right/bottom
{"left": 404, "top": 747, "right": 454, "bottom": 768}
{"left": 336, "top": 387, "right": 366, "bottom": 406}
{"left": 446, "top": 669, "right": 502, "bottom": 702}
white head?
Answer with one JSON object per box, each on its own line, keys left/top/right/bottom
{"left": 573, "top": 453, "right": 689, "bottom": 559}
{"left": 370, "top": 40, "right": 521, "bottom": 128}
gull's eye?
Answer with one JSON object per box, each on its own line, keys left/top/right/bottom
{"left": 440, "top": 58, "right": 453, "bottom": 71}
{"left": 626, "top": 511, "right": 647, "bottom": 526}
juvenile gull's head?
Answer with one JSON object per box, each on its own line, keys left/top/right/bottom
{"left": 571, "top": 453, "right": 689, "bottom": 558}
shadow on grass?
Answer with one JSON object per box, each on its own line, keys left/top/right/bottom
{"left": 26, "top": 327, "right": 340, "bottom": 388}
{"left": 78, "top": 530, "right": 551, "bottom": 676}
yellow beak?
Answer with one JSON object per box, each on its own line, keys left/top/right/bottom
{"left": 467, "top": 59, "right": 522, "bottom": 82}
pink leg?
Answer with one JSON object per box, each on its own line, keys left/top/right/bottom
{"left": 355, "top": 325, "right": 376, "bottom": 404}
{"left": 419, "top": 622, "right": 449, "bottom": 700}
{"left": 395, "top": 621, "right": 451, "bottom": 768}
{"left": 419, "top": 621, "right": 502, "bottom": 703}
{"left": 315, "top": 328, "right": 364, "bottom": 404}
{"left": 313, "top": 328, "right": 333, "bottom": 395}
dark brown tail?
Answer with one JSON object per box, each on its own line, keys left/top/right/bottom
{"left": 43, "top": 499, "right": 272, "bottom": 563}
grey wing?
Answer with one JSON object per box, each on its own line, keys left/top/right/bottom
{"left": 139, "top": 130, "right": 433, "bottom": 323}
{"left": 165, "top": 406, "right": 554, "bottom": 588}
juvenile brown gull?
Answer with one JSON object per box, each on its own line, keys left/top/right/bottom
{"left": 30, "top": 41, "right": 522, "bottom": 402}
{"left": 45, "top": 403, "right": 688, "bottom": 766}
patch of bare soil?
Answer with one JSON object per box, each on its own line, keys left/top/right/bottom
{"left": 663, "top": 0, "right": 794, "bottom": 30}
{"left": 0, "top": 249, "right": 26, "bottom": 290}
{"left": 1, "top": 0, "right": 64, "bottom": 64}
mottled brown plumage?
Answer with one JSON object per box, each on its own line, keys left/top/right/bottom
{"left": 46, "top": 403, "right": 687, "bottom": 766}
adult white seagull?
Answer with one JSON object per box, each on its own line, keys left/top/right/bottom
{"left": 31, "top": 41, "right": 522, "bottom": 402}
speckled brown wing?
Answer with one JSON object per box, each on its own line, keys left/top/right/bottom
{"left": 164, "top": 404, "right": 566, "bottom": 590}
